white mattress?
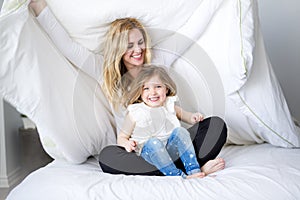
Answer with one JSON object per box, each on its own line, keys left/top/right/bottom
{"left": 7, "top": 144, "right": 300, "bottom": 200}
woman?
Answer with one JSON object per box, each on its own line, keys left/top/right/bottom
{"left": 30, "top": 0, "right": 227, "bottom": 176}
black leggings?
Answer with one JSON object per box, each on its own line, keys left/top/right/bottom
{"left": 99, "top": 116, "right": 227, "bottom": 176}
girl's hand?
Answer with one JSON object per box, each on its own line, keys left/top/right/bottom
{"left": 190, "top": 112, "right": 204, "bottom": 124}
{"left": 29, "top": 0, "right": 47, "bottom": 16}
{"left": 124, "top": 140, "right": 137, "bottom": 152}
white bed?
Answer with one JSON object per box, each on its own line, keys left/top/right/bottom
{"left": 7, "top": 143, "right": 300, "bottom": 200}
{"left": 1, "top": 0, "right": 300, "bottom": 199}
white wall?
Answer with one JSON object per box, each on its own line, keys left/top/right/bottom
{"left": 257, "top": 0, "right": 300, "bottom": 122}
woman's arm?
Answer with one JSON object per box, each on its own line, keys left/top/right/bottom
{"left": 29, "top": 0, "right": 102, "bottom": 80}
{"left": 175, "top": 105, "right": 204, "bottom": 125}
{"left": 29, "top": 0, "right": 47, "bottom": 16}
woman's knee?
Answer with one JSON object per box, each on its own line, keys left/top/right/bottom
{"left": 209, "top": 117, "right": 228, "bottom": 145}
{"left": 99, "top": 145, "right": 124, "bottom": 162}
{"left": 210, "top": 116, "right": 225, "bottom": 124}
{"left": 210, "top": 117, "right": 227, "bottom": 134}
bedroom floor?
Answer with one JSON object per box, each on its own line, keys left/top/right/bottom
{"left": 0, "top": 128, "right": 53, "bottom": 200}
{"left": 0, "top": 188, "right": 9, "bottom": 200}
{"left": 0, "top": 185, "right": 17, "bottom": 200}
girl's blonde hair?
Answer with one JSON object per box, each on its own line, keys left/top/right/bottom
{"left": 102, "top": 18, "right": 151, "bottom": 109}
{"left": 123, "top": 65, "right": 177, "bottom": 108}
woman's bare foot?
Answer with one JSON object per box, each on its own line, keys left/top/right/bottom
{"left": 186, "top": 172, "right": 206, "bottom": 179}
{"left": 200, "top": 158, "right": 225, "bottom": 175}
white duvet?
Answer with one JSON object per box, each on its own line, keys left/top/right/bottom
{"left": 1, "top": 0, "right": 300, "bottom": 165}
{"left": 7, "top": 143, "right": 300, "bottom": 200}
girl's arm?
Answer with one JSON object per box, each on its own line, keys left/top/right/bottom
{"left": 117, "top": 132, "right": 137, "bottom": 152}
{"left": 175, "top": 105, "right": 204, "bottom": 125}
{"left": 117, "top": 113, "right": 137, "bottom": 152}
{"left": 29, "top": 1, "right": 102, "bottom": 81}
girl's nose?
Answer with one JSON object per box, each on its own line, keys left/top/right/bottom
{"left": 150, "top": 87, "right": 156, "bottom": 94}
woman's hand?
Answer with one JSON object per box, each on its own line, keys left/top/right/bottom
{"left": 190, "top": 112, "right": 204, "bottom": 124}
{"left": 29, "top": 0, "right": 47, "bottom": 17}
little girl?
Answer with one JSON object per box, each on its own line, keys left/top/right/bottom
{"left": 118, "top": 65, "right": 206, "bottom": 179}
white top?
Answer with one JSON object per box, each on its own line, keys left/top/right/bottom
{"left": 123, "top": 96, "right": 181, "bottom": 154}
{"left": 36, "top": 7, "right": 204, "bottom": 134}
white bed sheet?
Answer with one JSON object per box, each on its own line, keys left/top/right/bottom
{"left": 7, "top": 144, "right": 300, "bottom": 200}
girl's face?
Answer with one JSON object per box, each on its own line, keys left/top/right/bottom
{"left": 141, "top": 75, "right": 168, "bottom": 108}
{"left": 122, "top": 28, "right": 145, "bottom": 77}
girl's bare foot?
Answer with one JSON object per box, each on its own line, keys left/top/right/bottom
{"left": 186, "top": 172, "right": 205, "bottom": 179}
{"left": 201, "top": 158, "right": 225, "bottom": 175}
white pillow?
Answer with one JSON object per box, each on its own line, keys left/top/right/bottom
{"left": 197, "top": 0, "right": 300, "bottom": 147}
{"left": 0, "top": 2, "right": 116, "bottom": 163}
{"left": 45, "top": 0, "right": 203, "bottom": 53}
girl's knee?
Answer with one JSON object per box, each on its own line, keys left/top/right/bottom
{"left": 172, "top": 127, "right": 189, "bottom": 138}
{"left": 143, "top": 138, "right": 164, "bottom": 150}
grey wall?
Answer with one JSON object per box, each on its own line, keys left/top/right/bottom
{"left": 0, "top": 0, "right": 23, "bottom": 188}
{"left": 257, "top": 0, "right": 300, "bottom": 122}
{"left": 3, "top": 101, "right": 22, "bottom": 177}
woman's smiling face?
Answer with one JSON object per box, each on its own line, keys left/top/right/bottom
{"left": 122, "top": 28, "right": 145, "bottom": 77}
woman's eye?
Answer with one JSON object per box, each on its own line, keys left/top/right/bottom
{"left": 138, "top": 40, "right": 144, "bottom": 45}
{"left": 127, "top": 44, "right": 133, "bottom": 49}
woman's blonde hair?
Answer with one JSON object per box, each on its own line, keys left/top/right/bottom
{"left": 123, "top": 65, "right": 177, "bottom": 108}
{"left": 102, "top": 18, "right": 151, "bottom": 109}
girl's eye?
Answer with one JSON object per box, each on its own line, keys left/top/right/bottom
{"left": 143, "top": 87, "right": 149, "bottom": 91}
{"left": 156, "top": 85, "right": 162, "bottom": 88}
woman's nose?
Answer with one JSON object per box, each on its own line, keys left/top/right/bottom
{"left": 134, "top": 48, "right": 141, "bottom": 53}
{"left": 134, "top": 45, "right": 142, "bottom": 53}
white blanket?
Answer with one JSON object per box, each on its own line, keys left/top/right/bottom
{"left": 7, "top": 144, "right": 300, "bottom": 199}
{"left": 1, "top": 0, "right": 299, "bottom": 164}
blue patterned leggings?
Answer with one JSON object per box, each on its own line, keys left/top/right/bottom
{"left": 140, "top": 127, "right": 200, "bottom": 178}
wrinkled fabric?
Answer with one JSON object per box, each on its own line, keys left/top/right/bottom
{"left": 0, "top": 0, "right": 299, "bottom": 165}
